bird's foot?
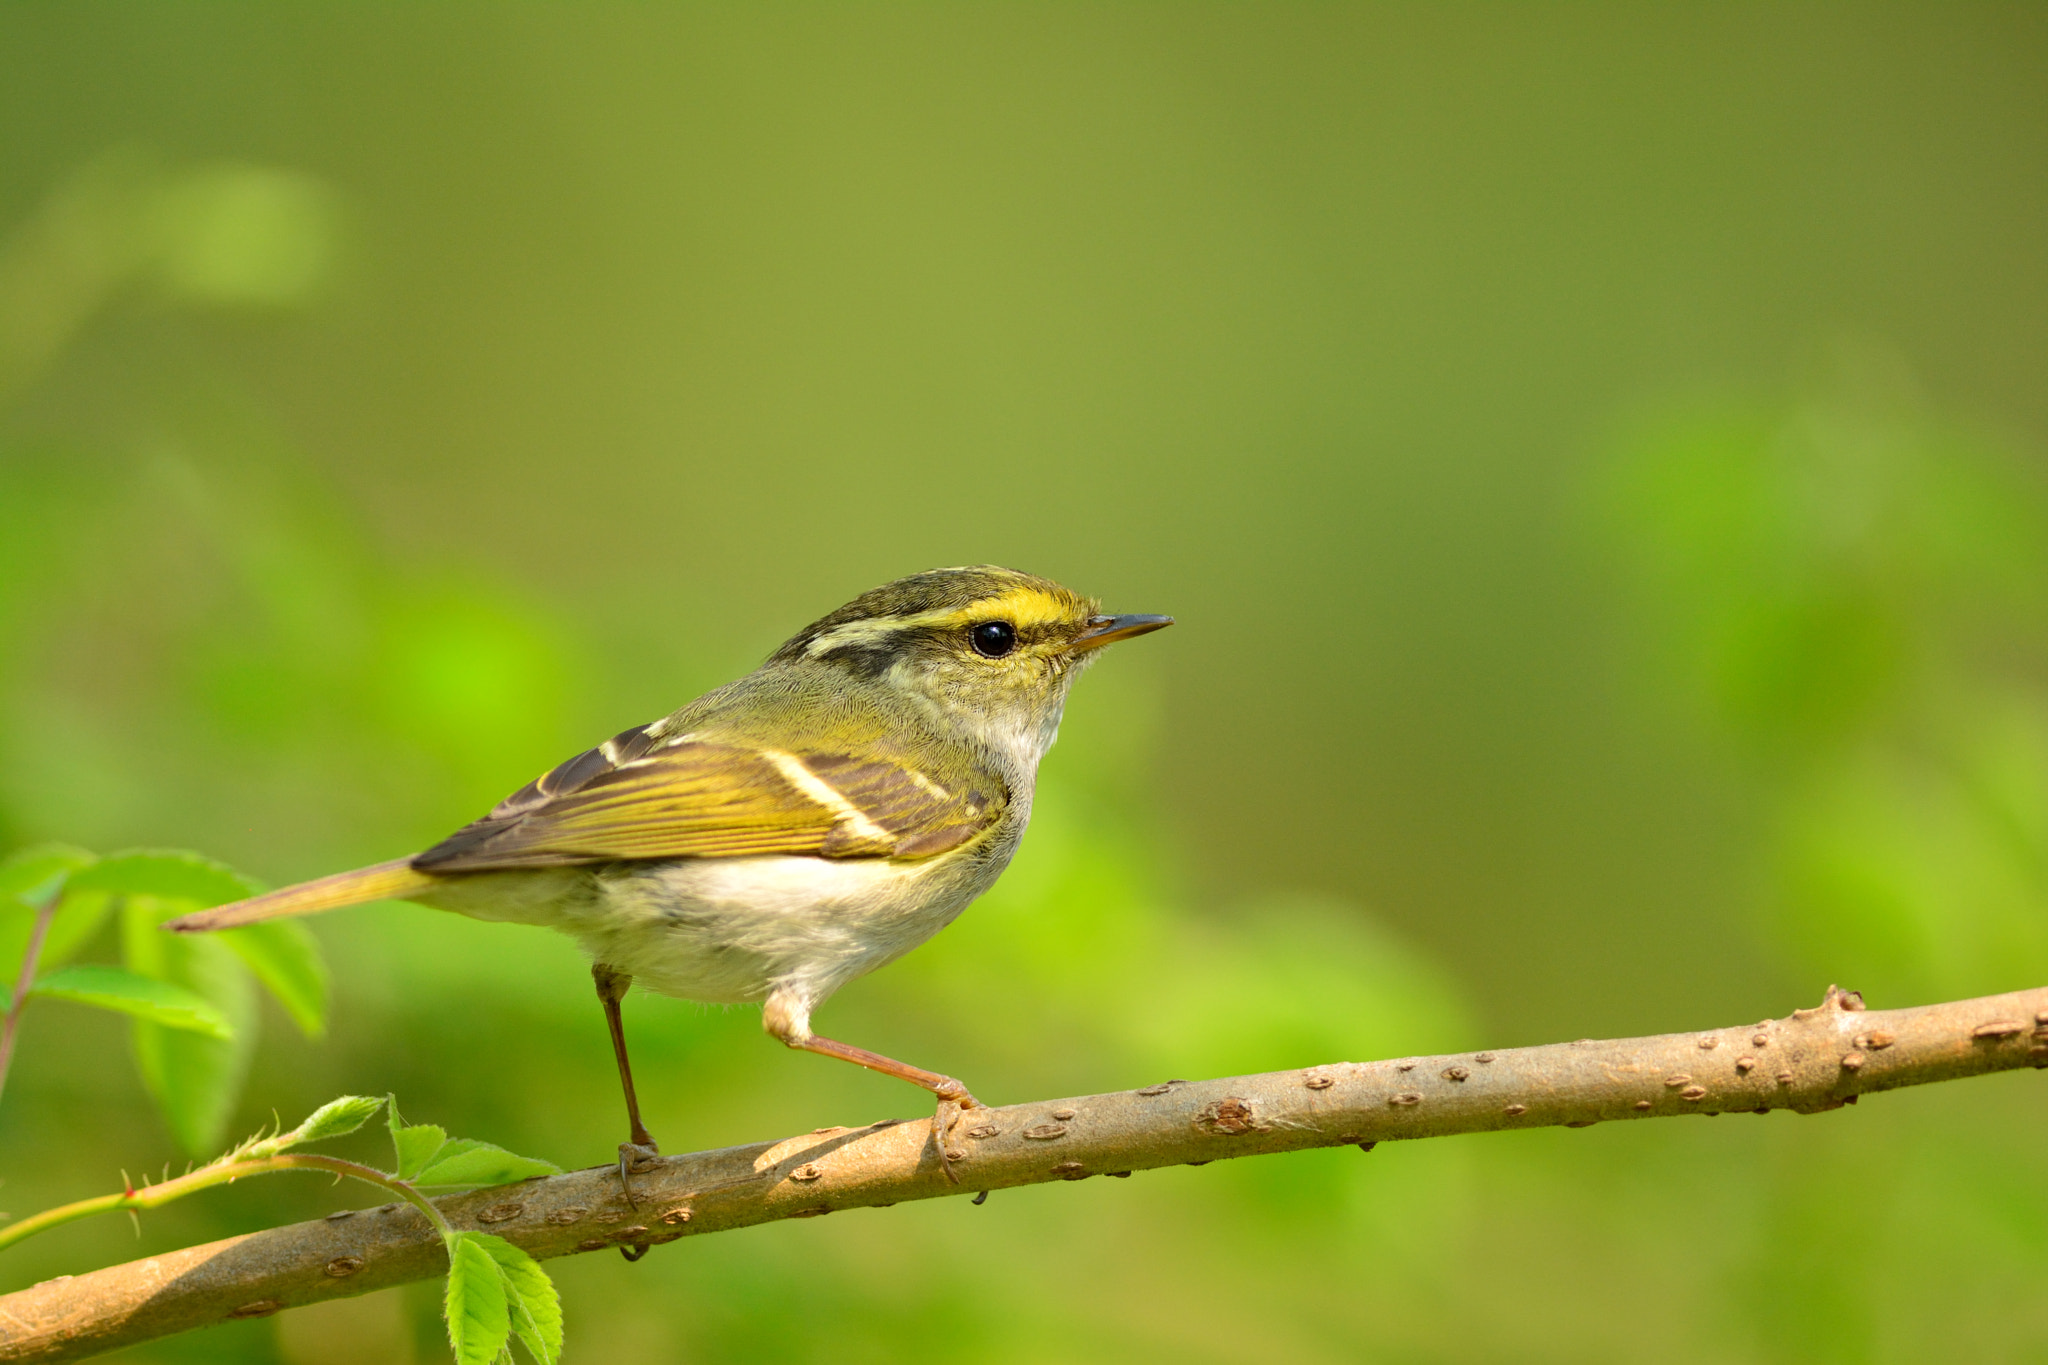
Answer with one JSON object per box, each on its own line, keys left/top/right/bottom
{"left": 615, "top": 1140, "right": 662, "bottom": 1261}
{"left": 931, "top": 1080, "right": 979, "bottom": 1185}
{"left": 616, "top": 1139, "right": 662, "bottom": 1204}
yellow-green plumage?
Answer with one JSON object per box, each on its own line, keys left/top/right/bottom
{"left": 169, "top": 856, "right": 436, "bottom": 929}
{"left": 165, "top": 566, "right": 1169, "bottom": 1132}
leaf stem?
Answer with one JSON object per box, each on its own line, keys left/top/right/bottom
{"left": 0, "top": 1152, "right": 447, "bottom": 1254}
{"left": 0, "top": 894, "right": 61, "bottom": 1109}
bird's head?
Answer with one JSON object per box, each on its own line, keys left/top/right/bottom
{"left": 771, "top": 565, "right": 1171, "bottom": 763}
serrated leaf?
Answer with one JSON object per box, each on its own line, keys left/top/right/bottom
{"left": 415, "top": 1138, "right": 562, "bottom": 1188}
{"left": 444, "top": 1232, "right": 512, "bottom": 1365}
{"left": 218, "top": 917, "right": 328, "bottom": 1037}
{"left": 122, "top": 896, "right": 257, "bottom": 1155}
{"left": 387, "top": 1099, "right": 449, "bottom": 1180}
{"left": 72, "top": 849, "right": 264, "bottom": 906}
{"left": 245, "top": 1094, "right": 386, "bottom": 1158}
{"left": 395, "top": 1123, "right": 448, "bottom": 1180}
{"left": 31, "top": 964, "right": 233, "bottom": 1038}
{"left": 475, "top": 1233, "right": 562, "bottom": 1365}
{"left": 0, "top": 843, "right": 97, "bottom": 904}
{"left": 296, "top": 1093, "right": 385, "bottom": 1143}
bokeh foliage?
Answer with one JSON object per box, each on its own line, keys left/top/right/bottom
{"left": 3, "top": 8, "right": 2047, "bottom": 1362}
{"left": 2, "top": 847, "right": 328, "bottom": 1155}
{"left": 1604, "top": 368, "right": 2048, "bottom": 1009}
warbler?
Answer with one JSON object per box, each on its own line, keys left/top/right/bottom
{"left": 168, "top": 566, "right": 1169, "bottom": 1202}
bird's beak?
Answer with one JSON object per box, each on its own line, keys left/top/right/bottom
{"left": 1070, "top": 613, "right": 1174, "bottom": 653}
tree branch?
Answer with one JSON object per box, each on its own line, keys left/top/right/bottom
{"left": 4, "top": 983, "right": 2045, "bottom": 1362}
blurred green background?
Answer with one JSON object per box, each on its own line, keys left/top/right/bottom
{"left": 4, "top": 5, "right": 2048, "bottom": 1361}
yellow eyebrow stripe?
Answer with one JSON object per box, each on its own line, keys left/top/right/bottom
{"left": 802, "top": 586, "right": 1084, "bottom": 657}
{"left": 760, "top": 749, "right": 894, "bottom": 844}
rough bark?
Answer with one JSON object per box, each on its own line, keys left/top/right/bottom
{"left": 4, "top": 983, "right": 2044, "bottom": 1362}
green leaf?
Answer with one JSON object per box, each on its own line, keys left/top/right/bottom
{"left": 395, "top": 1125, "right": 450, "bottom": 1179}
{"left": 244, "top": 1095, "right": 386, "bottom": 1159}
{"left": 218, "top": 918, "right": 328, "bottom": 1037}
{"left": 295, "top": 1093, "right": 386, "bottom": 1143}
{"left": 387, "top": 1098, "right": 448, "bottom": 1180}
{"left": 0, "top": 843, "right": 97, "bottom": 904}
{"left": 415, "top": 1139, "right": 561, "bottom": 1189}
{"left": 0, "top": 843, "right": 110, "bottom": 981}
{"left": 122, "top": 896, "right": 257, "bottom": 1155}
{"left": 30, "top": 964, "right": 233, "bottom": 1038}
{"left": 72, "top": 849, "right": 263, "bottom": 906}
{"left": 475, "top": 1233, "right": 562, "bottom": 1365}
{"left": 1, "top": 888, "right": 117, "bottom": 988}
{"left": 36, "top": 889, "right": 115, "bottom": 972}
{"left": 0, "top": 893, "right": 33, "bottom": 1008}
{"left": 444, "top": 1232, "right": 512, "bottom": 1365}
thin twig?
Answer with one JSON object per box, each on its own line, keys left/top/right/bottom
{"left": 0, "top": 897, "right": 60, "bottom": 1108}
{"left": 2, "top": 983, "right": 2044, "bottom": 1363}
{"left": 0, "top": 1155, "right": 449, "bottom": 1255}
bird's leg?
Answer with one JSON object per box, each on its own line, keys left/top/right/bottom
{"left": 593, "top": 963, "right": 660, "bottom": 1255}
{"left": 784, "top": 1033, "right": 981, "bottom": 1111}
{"left": 763, "top": 989, "right": 977, "bottom": 1183}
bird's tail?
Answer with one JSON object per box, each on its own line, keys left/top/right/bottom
{"left": 163, "top": 857, "right": 437, "bottom": 932}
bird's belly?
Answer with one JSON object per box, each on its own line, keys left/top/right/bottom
{"left": 562, "top": 849, "right": 1006, "bottom": 1005}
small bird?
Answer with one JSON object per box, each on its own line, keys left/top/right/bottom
{"left": 168, "top": 566, "right": 1168, "bottom": 1215}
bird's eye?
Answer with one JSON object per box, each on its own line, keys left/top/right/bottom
{"left": 969, "top": 621, "right": 1017, "bottom": 658}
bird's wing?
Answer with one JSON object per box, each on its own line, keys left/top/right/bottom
{"left": 412, "top": 723, "right": 1002, "bottom": 871}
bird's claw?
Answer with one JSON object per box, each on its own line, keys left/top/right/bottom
{"left": 931, "top": 1083, "right": 979, "bottom": 1186}
{"left": 616, "top": 1140, "right": 662, "bottom": 1207}
{"left": 615, "top": 1140, "right": 662, "bottom": 1261}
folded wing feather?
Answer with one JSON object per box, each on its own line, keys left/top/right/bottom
{"left": 412, "top": 729, "right": 999, "bottom": 872}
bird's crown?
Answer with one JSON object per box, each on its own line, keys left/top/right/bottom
{"left": 770, "top": 566, "right": 1100, "bottom": 676}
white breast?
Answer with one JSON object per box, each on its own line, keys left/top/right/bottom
{"left": 547, "top": 832, "right": 1021, "bottom": 1009}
